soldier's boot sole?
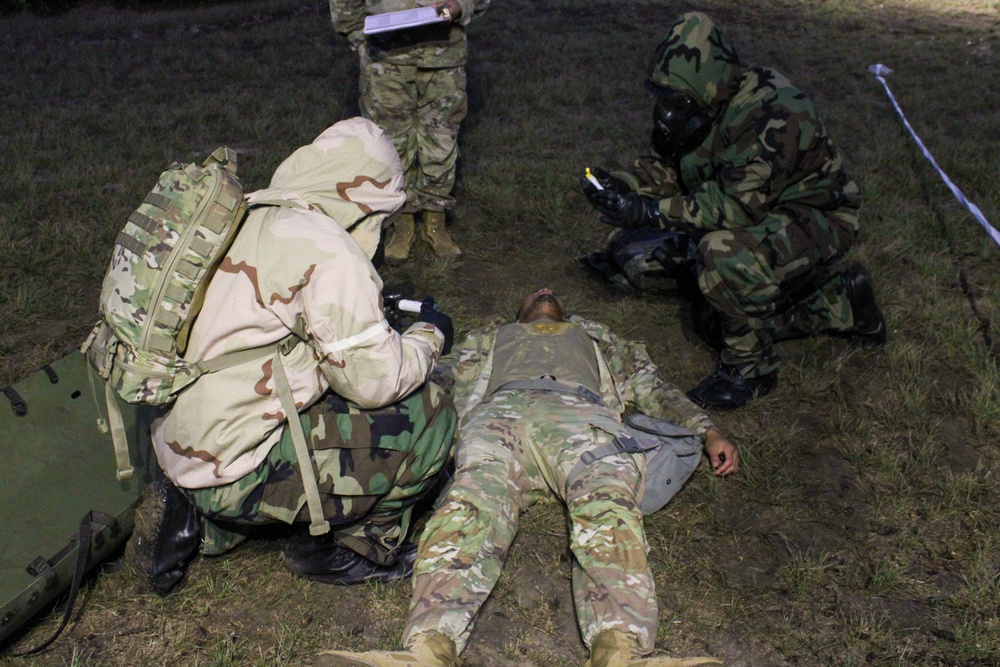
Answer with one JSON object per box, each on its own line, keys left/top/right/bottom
{"left": 313, "top": 653, "right": 407, "bottom": 667}
{"left": 314, "top": 648, "right": 455, "bottom": 667}
{"left": 585, "top": 629, "right": 723, "bottom": 667}
{"left": 584, "top": 655, "right": 723, "bottom": 667}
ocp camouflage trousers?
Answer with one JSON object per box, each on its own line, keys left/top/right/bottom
{"left": 696, "top": 203, "right": 858, "bottom": 375}
{"left": 359, "top": 50, "right": 467, "bottom": 213}
{"left": 184, "top": 382, "right": 456, "bottom": 564}
{"left": 403, "top": 390, "right": 657, "bottom": 654}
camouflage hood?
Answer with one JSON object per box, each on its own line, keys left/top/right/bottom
{"left": 245, "top": 117, "right": 405, "bottom": 258}
{"left": 647, "top": 12, "right": 742, "bottom": 116}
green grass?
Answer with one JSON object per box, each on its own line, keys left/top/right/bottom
{"left": 2, "top": 0, "right": 999, "bottom": 665}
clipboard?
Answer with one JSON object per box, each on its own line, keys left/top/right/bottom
{"left": 363, "top": 7, "right": 448, "bottom": 35}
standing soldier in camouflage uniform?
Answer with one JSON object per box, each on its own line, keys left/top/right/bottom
{"left": 141, "top": 118, "right": 458, "bottom": 595}
{"left": 317, "top": 288, "right": 738, "bottom": 667}
{"left": 330, "top": 0, "right": 491, "bottom": 263}
{"left": 582, "top": 13, "right": 887, "bottom": 410}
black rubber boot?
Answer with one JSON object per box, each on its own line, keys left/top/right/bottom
{"left": 135, "top": 479, "right": 202, "bottom": 596}
{"left": 686, "top": 363, "right": 778, "bottom": 410}
{"left": 281, "top": 533, "right": 417, "bottom": 586}
{"left": 841, "top": 263, "right": 887, "bottom": 347}
{"left": 689, "top": 296, "right": 724, "bottom": 350}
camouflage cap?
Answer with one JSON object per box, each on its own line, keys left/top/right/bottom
{"left": 646, "top": 12, "right": 742, "bottom": 114}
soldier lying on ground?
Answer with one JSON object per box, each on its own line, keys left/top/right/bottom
{"left": 317, "top": 288, "right": 737, "bottom": 667}
{"left": 582, "top": 12, "right": 886, "bottom": 410}
{"left": 139, "top": 118, "right": 458, "bottom": 594}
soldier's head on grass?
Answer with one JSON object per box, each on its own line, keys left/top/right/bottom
{"left": 516, "top": 288, "right": 566, "bottom": 323}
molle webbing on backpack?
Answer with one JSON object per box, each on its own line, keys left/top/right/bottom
{"left": 85, "top": 146, "right": 247, "bottom": 405}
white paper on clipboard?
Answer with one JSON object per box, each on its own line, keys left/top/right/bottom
{"left": 363, "top": 7, "right": 447, "bottom": 35}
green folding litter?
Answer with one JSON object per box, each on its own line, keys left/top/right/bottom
{"left": 0, "top": 350, "right": 156, "bottom": 651}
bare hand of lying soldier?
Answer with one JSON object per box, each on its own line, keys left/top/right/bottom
{"left": 702, "top": 426, "right": 738, "bottom": 476}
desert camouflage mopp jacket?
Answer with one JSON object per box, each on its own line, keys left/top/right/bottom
{"left": 153, "top": 119, "right": 445, "bottom": 489}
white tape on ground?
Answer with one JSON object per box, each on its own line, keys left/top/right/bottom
{"left": 869, "top": 64, "right": 1000, "bottom": 248}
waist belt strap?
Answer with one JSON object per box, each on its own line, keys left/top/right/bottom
{"left": 490, "top": 378, "right": 604, "bottom": 406}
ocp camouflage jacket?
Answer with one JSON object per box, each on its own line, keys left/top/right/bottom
{"left": 330, "top": 0, "right": 491, "bottom": 67}
{"left": 430, "top": 316, "right": 714, "bottom": 436}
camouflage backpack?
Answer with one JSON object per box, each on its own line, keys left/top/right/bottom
{"left": 82, "top": 148, "right": 331, "bottom": 537}
{"left": 83, "top": 147, "right": 261, "bottom": 480}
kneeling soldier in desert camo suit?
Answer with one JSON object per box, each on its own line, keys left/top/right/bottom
{"left": 141, "top": 118, "right": 458, "bottom": 595}
{"left": 317, "top": 288, "right": 738, "bottom": 667}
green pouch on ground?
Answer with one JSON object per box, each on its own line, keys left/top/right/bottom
{"left": 571, "top": 412, "right": 702, "bottom": 515}
{"left": 624, "top": 413, "right": 701, "bottom": 514}
{"left": 0, "top": 351, "right": 156, "bottom": 651}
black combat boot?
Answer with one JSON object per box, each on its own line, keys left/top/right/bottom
{"left": 840, "top": 263, "right": 887, "bottom": 347}
{"left": 686, "top": 362, "right": 777, "bottom": 410}
{"left": 281, "top": 532, "right": 417, "bottom": 585}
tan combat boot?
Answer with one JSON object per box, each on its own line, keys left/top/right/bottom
{"left": 384, "top": 213, "right": 415, "bottom": 265}
{"left": 313, "top": 631, "right": 461, "bottom": 667}
{"left": 418, "top": 211, "right": 462, "bottom": 259}
{"left": 584, "top": 630, "right": 723, "bottom": 667}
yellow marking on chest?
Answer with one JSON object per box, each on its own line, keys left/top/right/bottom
{"left": 529, "top": 322, "right": 572, "bottom": 335}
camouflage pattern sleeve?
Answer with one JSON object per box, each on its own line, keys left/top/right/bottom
{"left": 615, "top": 337, "right": 714, "bottom": 436}
{"left": 643, "top": 13, "right": 859, "bottom": 235}
{"left": 266, "top": 223, "right": 441, "bottom": 409}
{"left": 572, "top": 317, "right": 713, "bottom": 435}
{"left": 658, "top": 68, "right": 860, "bottom": 233}
{"left": 430, "top": 322, "right": 500, "bottom": 420}
{"left": 455, "top": 0, "right": 491, "bottom": 25}
{"left": 329, "top": 0, "right": 366, "bottom": 40}
{"left": 627, "top": 155, "right": 685, "bottom": 199}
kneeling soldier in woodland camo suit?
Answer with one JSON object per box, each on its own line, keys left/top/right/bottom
{"left": 330, "top": 0, "right": 492, "bottom": 263}
{"left": 317, "top": 288, "right": 738, "bottom": 667}
{"left": 143, "top": 118, "right": 458, "bottom": 594}
{"left": 582, "top": 13, "right": 887, "bottom": 410}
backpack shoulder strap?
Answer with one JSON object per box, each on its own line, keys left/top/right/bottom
{"left": 193, "top": 334, "right": 299, "bottom": 374}
{"left": 199, "top": 335, "right": 329, "bottom": 537}
{"left": 270, "top": 350, "right": 329, "bottom": 537}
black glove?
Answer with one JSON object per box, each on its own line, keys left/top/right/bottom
{"left": 593, "top": 190, "right": 662, "bottom": 229}
{"left": 579, "top": 167, "right": 632, "bottom": 208}
{"left": 418, "top": 297, "right": 454, "bottom": 355}
{"left": 382, "top": 284, "right": 416, "bottom": 333}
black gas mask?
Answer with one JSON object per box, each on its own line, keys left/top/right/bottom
{"left": 650, "top": 87, "right": 711, "bottom": 159}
